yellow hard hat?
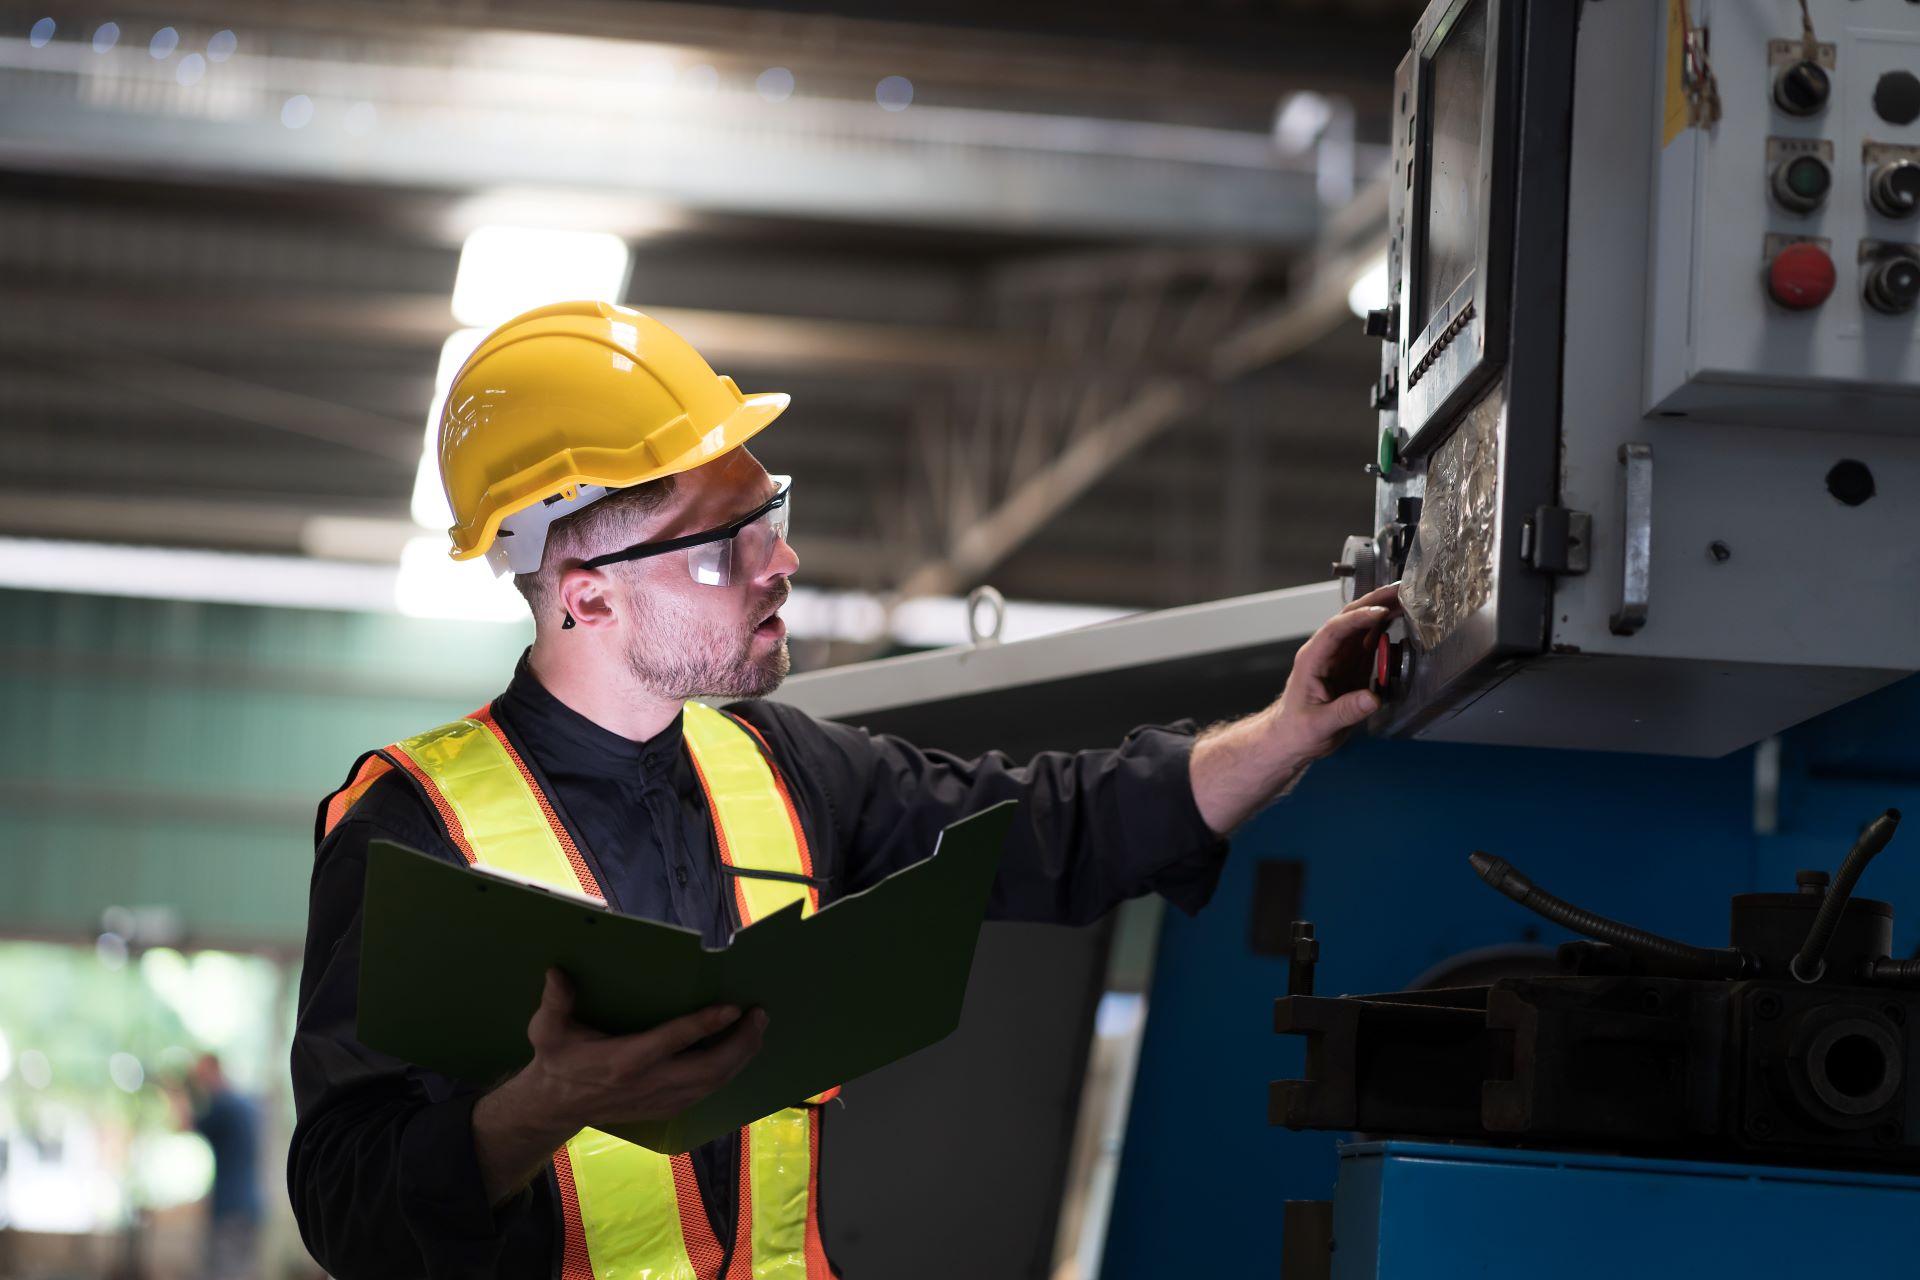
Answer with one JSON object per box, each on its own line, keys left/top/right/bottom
{"left": 438, "top": 300, "right": 790, "bottom": 574}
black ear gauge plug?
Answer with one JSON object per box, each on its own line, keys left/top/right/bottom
{"left": 561, "top": 612, "right": 576, "bottom": 630}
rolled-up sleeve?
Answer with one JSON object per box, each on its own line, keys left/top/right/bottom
{"left": 738, "top": 704, "right": 1230, "bottom": 926}
{"left": 288, "top": 792, "right": 555, "bottom": 1278}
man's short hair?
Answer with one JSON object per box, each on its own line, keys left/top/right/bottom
{"left": 512, "top": 477, "right": 677, "bottom": 620}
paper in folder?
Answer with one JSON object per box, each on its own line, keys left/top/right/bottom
{"left": 357, "top": 800, "right": 1013, "bottom": 1154}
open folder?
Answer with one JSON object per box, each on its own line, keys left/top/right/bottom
{"left": 357, "top": 801, "right": 1014, "bottom": 1154}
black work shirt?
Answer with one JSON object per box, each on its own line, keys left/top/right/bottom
{"left": 289, "top": 654, "right": 1229, "bottom": 1279}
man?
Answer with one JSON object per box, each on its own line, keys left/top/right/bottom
{"left": 171, "top": 1053, "right": 265, "bottom": 1279}
{"left": 290, "top": 301, "right": 1399, "bottom": 1278}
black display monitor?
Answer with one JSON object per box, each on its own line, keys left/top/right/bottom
{"left": 1419, "top": 0, "right": 1487, "bottom": 331}
{"left": 1397, "top": 0, "right": 1514, "bottom": 453}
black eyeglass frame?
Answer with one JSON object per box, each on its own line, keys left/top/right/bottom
{"left": 578, "top": 479, "right": 791, "bottom": 571}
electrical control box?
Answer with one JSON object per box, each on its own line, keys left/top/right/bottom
{"left": 1340, "top": 0, "right": 1920, "bottom": 757}
{"left": 1646, "top": 1, "right": 1920, "bottom": 428}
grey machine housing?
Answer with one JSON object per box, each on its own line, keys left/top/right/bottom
{"left": 1342, "top": 0, "right": 1920, "bottom": 757}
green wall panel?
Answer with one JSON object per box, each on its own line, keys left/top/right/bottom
{"left": 0, "top": 588, "right": 533, "bottom": 949}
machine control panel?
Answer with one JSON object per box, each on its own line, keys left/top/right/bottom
{"left": 1338, "top": 0, "right": 1919, "bottom": 757}
{"left": 1646, "top": 2, "right": 1920, "bottom": 430}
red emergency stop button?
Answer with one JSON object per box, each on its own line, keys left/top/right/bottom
{"left": 1767, "top": 241, "right": 1836, "bottom": 310}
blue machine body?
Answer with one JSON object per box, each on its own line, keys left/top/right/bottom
{"left": 1102, "top": 675, "right": 1920, "bottom": 1277}
{"left": 1328, "top": 1141, "right": 1920, "bottom": 1278}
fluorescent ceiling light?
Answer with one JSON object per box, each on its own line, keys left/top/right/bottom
{"left": 0, "top": 536, "right": 1130, "bottom": 645}
{"left": 447, "top": 189, "right": 688, "bottom": 244}
{"left": 450, "top": 225, "right": 632, "bottom": 328}
{"left": 0, "top": 536, "right": 396, "bottom": 613}
{"left": 412, "top": 328, "right": 488, "bottom": 531}
{"left": 1346, "top": 252, "right": 1389, "bottom": 320}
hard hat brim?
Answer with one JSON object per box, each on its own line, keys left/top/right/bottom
{"left": 447, "top": 390, "right": 790, "bottom": 562}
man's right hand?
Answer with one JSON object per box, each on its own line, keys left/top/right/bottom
{"left": 522, "top": 969, "right": 767, "bottom": 1129}
{"left": 472, "top": 969, "right": 768, "bottom": 1206}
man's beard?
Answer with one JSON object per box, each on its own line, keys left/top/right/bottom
{"left": 622, "top": 580, "right": 790, "bottom": 702}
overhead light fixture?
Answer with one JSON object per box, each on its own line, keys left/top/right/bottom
{"left": 0, "top": 535, "right": 1129, "bottom": 645}
{"left": 449, "top": 225, "right": 632, "bottom": 329}
{"left": 0, "top": 536, "right": 396, "bottom": 613}
{"left": 448, "top": 190, "right": 685, "bottom": 244}
{"left": 1346, "top": 252, "right": 1390, "bottom": 320}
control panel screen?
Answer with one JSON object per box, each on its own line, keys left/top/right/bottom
{"left": 1420, "top": 0, "right": 1487, "bottom": 330}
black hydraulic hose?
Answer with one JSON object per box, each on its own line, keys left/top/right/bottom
{"left": 1468, "top": 852, "right": 1752, "bottom": 979}
{"left": 1793, "top": 808, "right": 1903, "bottom": 983}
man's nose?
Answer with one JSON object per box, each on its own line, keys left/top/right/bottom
{"left": 766, "top": 535, "right": 799, "bottom": 581}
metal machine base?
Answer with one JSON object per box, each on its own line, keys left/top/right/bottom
{"left": 1300, "top": 1141, "right": 1920, "bottom": 1279}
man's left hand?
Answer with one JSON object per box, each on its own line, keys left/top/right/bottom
{"left": 1190, "top": 582, "right": 1402, "bottom": 834}
{"left": 1269, "top": 581, "right": 1401, "bottom": 764}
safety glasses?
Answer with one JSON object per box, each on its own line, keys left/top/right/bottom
{"left": 581, "top": 476, "right": 792, "bottom": 588}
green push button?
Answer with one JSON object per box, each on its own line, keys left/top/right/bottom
{"left": 1377, "top": 428, "right": 1399, "bottom": 478}
{"left": 1787, "top": 156, "right": 1830, "bottom": 199}
{"left": 1771, "top": 154, "right": 1831, "bottom": 213}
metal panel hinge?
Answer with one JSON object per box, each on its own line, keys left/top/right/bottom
{"left": 1520, "top": 506, "right": 1591, "bottom": 575}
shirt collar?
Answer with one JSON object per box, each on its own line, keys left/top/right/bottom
{"left": 499, "top": 650, "right": 685, "bottom": 777}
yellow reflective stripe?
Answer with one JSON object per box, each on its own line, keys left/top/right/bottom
{"left": 746, "top": 1109, "right": 813, "bottom": 1279}
{"left": 567, "top": 1128, "right": 699, "bottom": 1280}
{"left": 393, "top": 718, "right": 580, "bottom": 889}
{"left": 681, "top": 703, "right": 811, "bottom": 924}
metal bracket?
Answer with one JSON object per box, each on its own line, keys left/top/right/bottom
{"left": 1520, "top": 506, "right": 1591, "bottom": 575}
{"left": 1610, "top": 443, "right": 1653, "bottom": 635}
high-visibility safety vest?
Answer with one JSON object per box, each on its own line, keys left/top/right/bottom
{"left": 322, "top": 700, "right": 837, "bottom": 1280}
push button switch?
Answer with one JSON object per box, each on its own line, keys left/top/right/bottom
{"left": 1771, "top": 154, "right": 1831, "bottom": 214}
{"left": 1868, "top": 159, "right": 1920, "bottom": 220}
{"left": 1766, "top": 241, "right": 1836, "bottom": 309}
{"left": 1864, "top": 253, "right": 1920, "bottom": 316}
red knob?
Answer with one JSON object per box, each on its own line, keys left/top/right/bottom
{"left": 1767, "top": 242, "right": 1836, "bottom": 310}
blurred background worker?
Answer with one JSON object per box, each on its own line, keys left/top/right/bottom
{"left": 168, "top": 1055, "right": 265, "bottom": 1280}
{"left": 289, "top": 302, "right": 1399, "bottom": 1277}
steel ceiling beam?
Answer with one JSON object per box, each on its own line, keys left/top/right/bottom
{"left": 0, "top": 287, "right": 1068, "bottom": 375}
{"left": 61, "top": 0, "right": 1401, "bottom": 112}
{"left": 883, "top": 174, "right": 1388, "bottom": 602}
{"left": 0, "top": 29, "right": 1324, "bottom": 245}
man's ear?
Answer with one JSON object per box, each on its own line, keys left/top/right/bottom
{"left": 556, "top": 566, "right": 618, "bottom": 630}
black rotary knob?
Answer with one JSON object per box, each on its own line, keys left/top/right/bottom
{"left": 1864, "top": 255, "right": 1920, "bottom": 316}
{"left": 1774, "top": 60, "right": 1831, "bottom": 116}
{"left": 1868, "top": 159, "right": 1920, "bottom": 219}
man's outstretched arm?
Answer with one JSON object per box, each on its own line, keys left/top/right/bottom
{"left": 1189, "top": 583, "right": 1401, "bottom": 835}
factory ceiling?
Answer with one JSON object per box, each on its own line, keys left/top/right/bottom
{"left": 1, "top": 0, "right": 1417, "bottom": 639}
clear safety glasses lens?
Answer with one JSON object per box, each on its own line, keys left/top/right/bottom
{"left": 685, "top": 479, "right": 792, "bottom": 588}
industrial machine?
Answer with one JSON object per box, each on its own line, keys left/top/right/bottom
{"left": 1285, "top": 1, "right": 1920, "bottom": 1273}
{"left": 1277, "top": 810, "right": 1916, "bottom": 1167}
{"left": 1272, "top": 806, "right": 1920, "bottom": 1277}
{"left": 1340, "top": 0, "right": 1920, "bottom": 756}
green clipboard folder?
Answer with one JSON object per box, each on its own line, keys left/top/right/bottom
{"left": 358, "top": 801, "right": 1014, "bottom": 1154}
